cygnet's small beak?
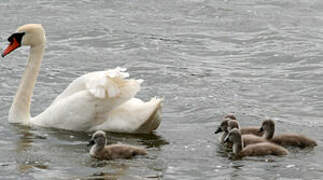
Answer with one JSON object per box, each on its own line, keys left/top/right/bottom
{"left": 258, "top": 127, "right": 264, "bottom": 133}
{"left": 223, "top": 136, "right": 229, "bottom": 143}
{"left": 214, "top": 127, "right": 223, "bottom": 134}
{"left": 87, "top": 139, "right": 95, "bottom": 147}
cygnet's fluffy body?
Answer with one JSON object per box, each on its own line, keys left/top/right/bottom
{"left": 224, "top": 129, "right": 288, "bottom": 158}
{"left": 88, "top": 130, "right": 147, "bottom": 160}
{"left": 260, "top": 120, "right": 317, "bottom": 148}
{"left": 215, "top": 119, "right": 266, "bottom": 148}
{"left": 221, "top": 115, "right": 263, "bottom": 137}
{"left": 227, "top": 120, "right": 267, "bottom": 147}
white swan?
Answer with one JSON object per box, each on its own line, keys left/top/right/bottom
{"left": 1, "top": 24, "right": 162, "bottom": 134}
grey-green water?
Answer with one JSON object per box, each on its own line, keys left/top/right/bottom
{"left": 1, "top": 0, "right": 323, "bottom": 179}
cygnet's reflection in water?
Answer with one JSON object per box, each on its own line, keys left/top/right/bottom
{"left": 12, "top": 124, "right": 168, "bottom": 178}
{"left": 84, "top": 131, "right": 168, "bottom": 179}
{"left": 83, "top": 132, "right": 168, "bottom": 179}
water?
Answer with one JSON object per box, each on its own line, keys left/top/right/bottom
{"left": 1, "top": 0, "right": 323, "bottom": 179}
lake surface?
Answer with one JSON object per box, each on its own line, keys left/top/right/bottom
{"left": 1, "top": 0, "right": 323, "bottom": 179}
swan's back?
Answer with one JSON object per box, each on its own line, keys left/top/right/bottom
{"left": 271, "top": 134, "right": 317, "bottom": 148}
{"left": 53, "top": 68, "right": 142, "bottom": 104}
{"left": 240, "top": 142, "right": 288, "bottom": 157}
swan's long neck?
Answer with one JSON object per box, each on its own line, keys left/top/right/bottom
{"left": 9, "top": 45, "right": 45, "bottom": 124}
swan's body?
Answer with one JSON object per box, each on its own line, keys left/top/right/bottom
{"left": 224, "top": 129, "right": 288, "bottom": 158}
{"left": 88, "top": 131, "right": 147, "bottom": 160}
{"left": 2, "top": 24, "right": 162, "bottom": 133}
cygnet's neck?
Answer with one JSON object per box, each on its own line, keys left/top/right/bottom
{"left": 90, "top": 137, "right": 107, "bottom": 155}
{"left": 221, "top": 131, "right": 228, "bottom": 143}
{"left": 264, "top": 127, "right": 274, "bottom": 139}
{"left": 232, "top": 137, "right": 243, "bottom": 155}
{"left": 90, "top": 144, "right": 102, "bottom": 156}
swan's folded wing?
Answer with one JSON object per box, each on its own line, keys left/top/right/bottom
{"left": 52, "top": 67, "right": 143, "bottom": 104}
{"left": 86, "top": 73, "right": 120, "bottom": 99}
{"left": 86, "top": 67, "right": 143, "bottom": 99}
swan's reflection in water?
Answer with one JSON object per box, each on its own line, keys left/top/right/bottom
{"left": 13, "top": 125, "right": 49, "bottom": 173}
{"left": 104, "top": 131, "right": 169, "bottom": 148}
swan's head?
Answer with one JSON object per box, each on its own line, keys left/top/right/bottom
{"left": 224, "top": 128, "right": 241, "bottom": 143}
{"left": 2, "top": 24, "right": 46, "bottom": 57}
{"left": 87, "top": 130, "right": 107, "bottom": 147}
{"left": 259, "top": 119, "right": 275, "bottom": 133}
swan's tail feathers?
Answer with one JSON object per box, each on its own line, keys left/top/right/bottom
{"left": 136, "top": 97, "right": 163, "bottom": 134}
{"left": 86, "top": 67, "right": 142, "bottom": 99}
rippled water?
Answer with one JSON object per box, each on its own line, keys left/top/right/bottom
{"left": 1, "top": 0, "right": 323, "bottom": 179}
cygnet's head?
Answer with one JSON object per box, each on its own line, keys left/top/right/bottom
{"left": 2, "top": 24, "right": 46, "bottom": 57}
{"left": 224, "top": 114, "right": 237, "bottom": 121}
{"left": 214, "top": 120, "right": 229, "bottom": 134}
{"left": 224, "top": 128, "right": 241, "bottom": 143}
{"left": 259, "top": 119, "right": 275, "bottom": 133}
{"left": 88, "top": 130, "right": 107, "bottom": 147}
{"left": 227, "top": 120, "right": 240, "bottom": 132}
{"left": 214, "top": 118, "right": 240, "bottom": 134}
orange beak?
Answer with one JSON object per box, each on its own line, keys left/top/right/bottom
{"left": 1, "top": 38, "right": 21, "bottom": 57}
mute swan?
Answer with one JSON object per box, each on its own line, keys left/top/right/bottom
{"left": 224, "top": 128, "right": 288, "bottom": 158}
{"left": 259, "top": 119, "right": 317, "bottom": 148}
{"left": 1, "top": 24, "right": 162, "bottom": 133}
{"left": 88, "top": 130, "right": 147, "bottom": 160}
